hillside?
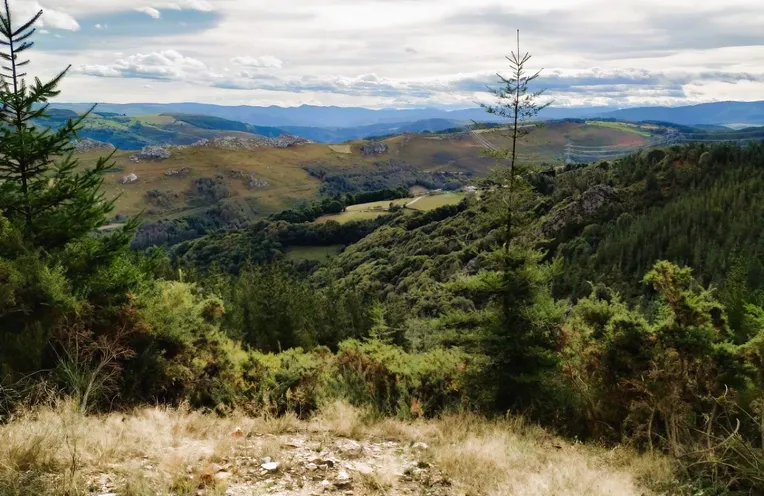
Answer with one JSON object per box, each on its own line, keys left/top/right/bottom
{"left": 81, "top": 120, "right": 667, "bottom": 246}
{"left": 175, "top": 138, "right": 764, "bottom": 324}
{"left": 36, "top": 111, "right": 288, "bottom": 150}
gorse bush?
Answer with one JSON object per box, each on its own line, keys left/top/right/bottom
{"left": 328, "top": 339, "right": 471, "bottom": 418}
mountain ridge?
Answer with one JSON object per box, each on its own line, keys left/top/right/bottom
{"left": 50, "top": 101, "right": 764, "bottom": 129}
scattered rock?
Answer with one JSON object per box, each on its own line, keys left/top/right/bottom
{"left": 130, "top": 145, "right": 171, "bottom": 162}
{"left": 190, "top": 134, "right": 310, "bottom": 151}
{"left": 231, "top": 427, "right": 244, "bottom": 438}
{"left": 247, "top": 173, "right": 268, "bottom": 189}
{"left": 334, "top": 470, "right": 352, "bottom": 488}
{"left": 72, "top": 138, "right": 114, "bottom": 153}
{"left": 412, "top": 442, "right": 429, "bottom": 450}
{"left": 215, "top": 471, "right": 232, "bottom": 481}
{"left": 360, "top": 142, "right": 388, "bottom": 156}
{"left": 119, "top": 173, "right": 138, "bottom": 184}
{"left": 305, "top": 463, "right": 318, "bottom": 471}
{"left": 337, "top": 439, "right": 363, "bottom": 458}
{"left": 164, "top": 167, "right": 190, "bottom": 177}
{"left": 261, "top": 461, "right": 280, "bottom": 472}
{"left": 349, "top": 462, "right": 373, "bottom": 475}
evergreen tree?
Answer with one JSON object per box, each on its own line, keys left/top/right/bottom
{"left": 0, "top": 0, "right": 115, "bottom": 249}
{"left": 0, "top": 3, "right": 139, "bottom": 388}
{"left": 470, "top": 31, "right": 562, "bottom": 411}
{"left": 480, "top": 29, "right": 550, "bottom": 325}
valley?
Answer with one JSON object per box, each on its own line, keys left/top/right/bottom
{"left": 80, "top": 119, "right": 665, "bottom": 227}
{"left": 5, "top": 3, "right": 764, "bottom": 494}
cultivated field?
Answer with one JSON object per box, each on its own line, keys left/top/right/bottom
{"left": 407, "top": 192, "right": 466, "bottom": 210}
{"left": 315, "top": 192, "right": 465, "bottom": 224}
{"left": 284, "top": 245, "right": 344, "bottom": 262}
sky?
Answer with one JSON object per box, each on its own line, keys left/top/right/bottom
{"left": 11, "top": 0, "right": 764, "bottom": 108}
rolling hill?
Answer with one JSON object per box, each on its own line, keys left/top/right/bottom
{"left": 36, "top": 111, "right": 286, "bottom": 150}
{"left": 81, "top": 120, "right": 666, "bottom": 232}
{"left": 40, "top": 109, "right": 472, "bottom": 146}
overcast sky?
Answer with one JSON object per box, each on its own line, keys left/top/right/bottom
{"left": 12, "top": 0, "right": 764, "bottom": 108}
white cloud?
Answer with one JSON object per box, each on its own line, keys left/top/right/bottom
{"left": 21, "top": 0, "right": 764, "bottom": 106}
{"left": 10, "top": 0, "right": 80, "bottom": 31}
{"left": 94, "top": 23, "right": 107, "bottom": 30}
{"left": 135, "top": 6, "right": 161, "bottom": 19}
{"left": 230, "top": 56, "right": 283, "bottom": 69}
{"left": 78, "top": 50, "right": 209, "bottom": 80}
{"left": 172, "top": 0, "right": 213, "bottom": 12}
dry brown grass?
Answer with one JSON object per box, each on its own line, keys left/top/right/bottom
{"left": 0, "top": 400, "right": 676, "bottom": 496}
{"left": 428, "top": 415, "right": 675, "bottom": 496}
{"left": 0, "top": 400, "right": 302, "bottom": 495}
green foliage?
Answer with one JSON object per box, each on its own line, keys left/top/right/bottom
{"left": 208, "top": 264, "right": 371, "bottom": 352}
{"left": 0, "top": 4, "right": 116, "bottom": 250}
{"left": 562, "top": 261, "right": 764, "bottom": 490}
{"left": 327, "top": 339, "right": 472, "bottom": 418}
{"left": 555, "top": 141, "right": 764, "bottom": 300}
{"left": 305, "top": 159, "right": 466, "bottom": 195}
{"left": 271, "top": 187, "right": 410, "bottom": 223}
{"left": 122, "top": 280, "right": 253, "bottom": 410}
{"left": 467, "top": 243, "right": 566, "bottom": 413}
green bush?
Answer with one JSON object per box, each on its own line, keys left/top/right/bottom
{"left": 328, "top": 339, "right": 471, "bottom": 418}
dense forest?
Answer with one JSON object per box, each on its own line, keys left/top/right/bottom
{"left": 3, "top": 6, "right": 764, "bottom": 495}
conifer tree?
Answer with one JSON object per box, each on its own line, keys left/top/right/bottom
{"left": 482, "top": 30, "right": 549, "bottom": 175}
{"left": 481, "top": 30, "right": 550, "bottom": 325}
{"left": 0, "top": 0, "right": 115, "bottom": 250}
{"left": 471, "top": 31, "right": 565, "bottom": 412}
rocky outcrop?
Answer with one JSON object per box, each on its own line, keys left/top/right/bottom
{"left": 247, "top": 174, "right": 268, "bottom": 189}
{"left": 72, "top": 138, "right": 115, "bottom": 153}
{"left": 227, "top": 170, "right": 269, "bottom": 189}
{"left": 540, "top": 184, "right": 619, "bottom": 237}
{"left": 130, "top": 146, "right": 171, "bottom": 162}
{"left": 190, "top": 134, "right": 310, "bottom": 151}
{"left": 360, "top": 142, "right": 388, "bottom": 155}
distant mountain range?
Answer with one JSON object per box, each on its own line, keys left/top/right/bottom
{"left": 51, "top": 102, "right": 607, "bottom": 129}
{"left": 598, "top": 101, "right": 764, "bottom": 127}
{"left": 47, "top": 100, "right": 764, "bottom": 145}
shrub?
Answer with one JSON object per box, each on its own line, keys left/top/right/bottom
{"left": 329, "top": 339, "right": 471, "bottom": 418}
